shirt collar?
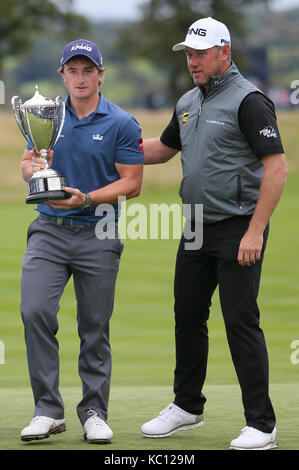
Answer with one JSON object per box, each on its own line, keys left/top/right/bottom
{"left": 65, "top": 92, "right": 109, "bottom": 117}
{"left": 210, "top": 61, "right": 238, "bottom": 88}
{"left": 198, "top": 62, "right": 239, "bottom": 96}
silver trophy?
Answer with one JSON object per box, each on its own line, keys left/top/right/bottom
{"left": 11, "top": 85, "right": 71, "bottom": 204}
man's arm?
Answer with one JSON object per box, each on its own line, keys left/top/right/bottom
{"left": 46, "top": 162, "right": 143, "bottom": 210}
{"left": 143, "top": 106, "right": 181, "bottom": 164}
{"left": 143, "top": 138, "right": 178, "bottom": 164}
{"left": 237, "top": 153, "right": 288, "bottom": 266}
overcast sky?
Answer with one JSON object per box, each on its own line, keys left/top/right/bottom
{"left": 72, "top": 0, "right": 145, "bottom": 20}
{"left": 72, "top": 0, "right": 299, "bottom": 20}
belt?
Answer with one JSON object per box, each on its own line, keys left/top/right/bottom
{"left": 40, "top": 215, "right": 96, "bottom": 228}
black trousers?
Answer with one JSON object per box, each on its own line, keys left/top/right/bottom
{"left": 173, "top": 215, "right": 276, "bottom": 433}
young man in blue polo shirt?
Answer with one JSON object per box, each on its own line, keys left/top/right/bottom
{"left": 20, "top": 39, "right": 143, "bottom": 444}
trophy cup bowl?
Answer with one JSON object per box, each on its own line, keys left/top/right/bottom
{"left": 11, "top": 85, "right": 71, "bottom": 204}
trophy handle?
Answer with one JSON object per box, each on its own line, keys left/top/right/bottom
{"left": 52, "top": 96, "right": 65, "bottom": 147}
{"left": 11, "top": 96, "right": 35, "bottom": 149}
{"left": 12, "top": 96, "right": 50, "bottom": 168}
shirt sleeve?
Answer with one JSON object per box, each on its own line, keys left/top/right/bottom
{"left": 238, "top": 92, "right": 284, "bottom": 159}
{"left": 160, "top": 108, "right": 182, "bottom": 151}
{"left": 115, "top": 116, "right": 144, "bottom": 164}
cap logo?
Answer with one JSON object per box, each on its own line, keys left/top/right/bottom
{"left": 188, "top": 28, "right": 207, "bottom": 37}
{"left": 71, "top": 43, "right": 92, "bottom": 52}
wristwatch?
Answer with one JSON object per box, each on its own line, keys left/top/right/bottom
{"left": 80, "top": 193, "right": 91, "bottom": 210}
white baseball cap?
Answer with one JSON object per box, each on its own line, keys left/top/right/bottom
{"left": 172, "top": 17, "right": 231, "bottom": 51}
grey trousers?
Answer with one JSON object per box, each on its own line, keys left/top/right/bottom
{"left": 20, "top": 216, "right": 123, "bottom": 424}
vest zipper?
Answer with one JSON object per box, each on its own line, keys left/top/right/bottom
{"left": 237, "top": 174, "right": 242, "bottom": 209}
{"left": 195, "top": 101, "right": 203, "bottom": 130}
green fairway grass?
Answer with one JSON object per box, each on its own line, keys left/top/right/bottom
{"left": 0, "top": 176, "right": 298, "bottom": 450}
{"left": 0, "top": 383, "right": 298, "bottom": 450}
{"left": 0, "top": 109, "right": 298, "bottom": 450}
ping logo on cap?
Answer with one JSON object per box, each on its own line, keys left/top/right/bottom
{"left": 71, "top": 43, "right": 92, "bottom": 52}
{"left": 188, "top": 28, "right": 207, "bottom": 37}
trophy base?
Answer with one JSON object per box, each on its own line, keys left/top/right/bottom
{"left": 26, "top": 190, "right": 71, "bottom": 205}
{"left": 26, "top": 171, "right": 71, "bottom": 205}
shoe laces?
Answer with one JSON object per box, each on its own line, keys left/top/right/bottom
{"left": 158, "top": 404, "right": 179, "bottom": 421}
{"left": 30, "top": 416, "right": 49, "bottom": 424}
{"left": 240, "top": 426, "right": 260, "bottom": 439}
{"left": 31, "top": 416, "right": 40, "bottom": 423}
{"left": 87, "top": 409, "right": 105, "bottom": 427}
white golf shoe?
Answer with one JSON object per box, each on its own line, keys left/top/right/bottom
{"left": 83, "top": 410, "right": 113, "bottom": 444}
{"left": 21, "top": 416, "right": 66, "bottom": 442}
{"left": 141, "top": 403, "right": 204, "bottom": 438}
{"left": 230, "top": 426, "right": 278, "bottom": 450}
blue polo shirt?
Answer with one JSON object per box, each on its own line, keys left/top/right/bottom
{"left": 27, "top": 93, "right": 144, "bottom": 222}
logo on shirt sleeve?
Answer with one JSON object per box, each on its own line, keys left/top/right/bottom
{"left": 259, "top": 126, "right": 277, "bottom": 138}
{"left": 138, "top": 138, "right": 144, "bottom": 152}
